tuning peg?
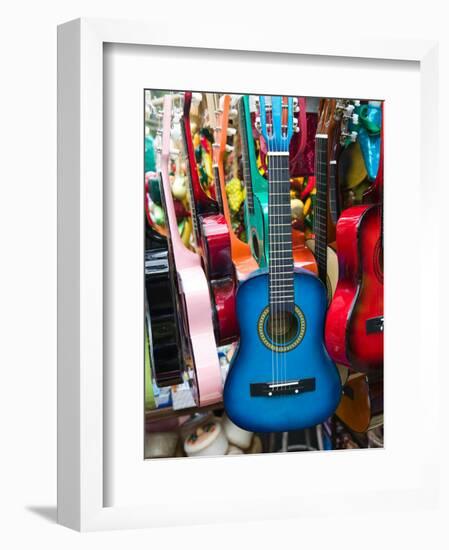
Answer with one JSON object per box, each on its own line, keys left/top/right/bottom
{"left": 352, "top": 113, "right": 359, "bottom": 126}
{"left": 229, "top": 108, "right": 238, "bottom": 118}
{"left": 349, "top": 131, "right": 358, "bottom": 142}
{"left": 227, "top": 127, "right": 237, "bottom": 137}
{"left": 225, "top": 144, "right": 234, "bottom": 153}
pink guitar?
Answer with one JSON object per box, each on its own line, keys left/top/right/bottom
{"left": 159, "top": 94, "right": 222, "bottom": 406}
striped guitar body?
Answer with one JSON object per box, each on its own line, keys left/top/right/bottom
{"left": 224, "top": 96, "right": 341, "bottom": 432}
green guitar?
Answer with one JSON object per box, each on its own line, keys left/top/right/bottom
{"left": 239, "top": 95, "right": 269, "bottom": 267}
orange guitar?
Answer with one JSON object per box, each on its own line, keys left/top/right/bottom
{"left": 206, "top": 93, "right": 259, "bottom": 280}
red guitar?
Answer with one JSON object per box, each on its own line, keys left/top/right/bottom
{"left": 325, "top": 202, "right": 383, "bottom": 372}
{"left": 181, "top": 92, "right": 238, "bottom": 345}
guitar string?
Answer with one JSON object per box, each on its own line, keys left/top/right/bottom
{"left": 271, "top": 96, "right": 279, "bottom": 391}
{"left": 263, "top": 96, "right": 274, "bottom": 390}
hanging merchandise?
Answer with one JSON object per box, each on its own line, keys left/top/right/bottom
{"left": 143, "top": 90, "right": 384, "bottom": 458}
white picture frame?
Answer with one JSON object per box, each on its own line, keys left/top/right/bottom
{"left": 57, "top": 17, "right": 444, "bottom": 531}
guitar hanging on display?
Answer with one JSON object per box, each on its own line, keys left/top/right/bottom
{"left": 239, "top": 95, "right": 269, "bottom": 267}
{"left": 181, "top": 92, "right": 238, "bottom": 345}
{"left": 207, "top": 93, "right": 259, "bottom": 280}
{"left": 158, "top": 94, "right": 222, "bottom": 406}
{"left": 223, "top": 96, "right": 341, "bottom": 432}
{"left": 325, "top": 159, "right": 384, "bottom": 373}
{"left": 305, "top": 99, "right": 340, "bottom": 300}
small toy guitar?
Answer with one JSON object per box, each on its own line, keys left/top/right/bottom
{"left": 223, "top": 96, "right": 341, "bottom": 432}
{"left": 158, "top": 94, "right": 222, "bottom": 406}
{"left": 181, "top": 92, "right": 238, "bottom": 345}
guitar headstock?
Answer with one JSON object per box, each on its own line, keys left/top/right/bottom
{"left": 256, "top": 95, "right": 296, "bottom": 153}
{"left": 338, "top": 99, "right": 359, "bottom": 146}
{"left": 317, "top": 98, "right": 337, "bottom": 137}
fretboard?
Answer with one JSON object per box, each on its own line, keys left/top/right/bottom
{"left": 268, "top": 154, "right": 294, "bottom": 312}
{"left": 213, "top": 164, "right": 224, "bottom": 215}
{"left": 181, "top": 119, "right": 200, "bottom": 242}
{"left": 314, "top": 135, "right": 328, "bottom": 286}
{"left": 239, "top": 100, "right": 254, "bottom": 214}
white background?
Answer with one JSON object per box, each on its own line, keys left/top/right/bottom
{"left": 1, "top": 0, "right": 448, "bottom": 548}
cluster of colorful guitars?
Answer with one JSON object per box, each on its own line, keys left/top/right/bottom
{"left": 145, "top": 91, "right": 384, "bottom": 437}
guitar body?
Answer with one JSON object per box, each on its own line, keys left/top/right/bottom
{"left": 145, "top": 226, "right": 183, "bottom": 387}
{"left": 224, "top": 269, "right": 342, "bottom": 432}
{"left": 325, "top": 204, "right": 383, "bottom": 372}
{"left": 304, "top": 239, "right": 338, "bottom": 299}
{"left": 336, "top": 373, "right": 383, "bottom": 433}
{"left": 199, "top": 213, "right": 238, "bottom": 344}
{"left": 244, "top": 190, "right": 269, "bottom": 267}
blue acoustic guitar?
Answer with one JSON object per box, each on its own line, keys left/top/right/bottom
{"left": 223, "top": 96, "right": 341, "bottom": 432}
{"left": 239, "top": 95, "right": 269, "bottom": 267}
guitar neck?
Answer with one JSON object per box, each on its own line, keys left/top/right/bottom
{"left": 213, "top": 164, "right": 225, "bottom": 215}
{"left": 180, "top": 118, "right": 201, "bottom": 242}
{"left": 182, "top": 110, "right": 218, "bottom": 217}
{"left": 268, "top": 154, "right": 294, "bottom": 312}
{"left": 239, "top": 96, "right": 255, "bottom": 214}
{"left": 159, "top": 158, "right": 198, "bottom": 271}
{"left": 314, "top": 134, "right": 329, "bottom": 286}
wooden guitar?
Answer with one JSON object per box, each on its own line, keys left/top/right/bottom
{"left": 207, "top": 94, "right": 259, "bottom": 281}
{"left": 223, "top": 96, "right": 341, "bottom": 432}
{"left": 336, "top": 372, "right": 383, "bottom": 433}
{"left": 181, "top": 92, "right": 238, "bottom": 345}
{"left": 325, "top": 200, "right": 384, "bottom": 372}
{"left": 158, "top": 94, "right": 222, "bottom": 406}
{"left": 305, "top": 99, "right": 340, "bottom": 300}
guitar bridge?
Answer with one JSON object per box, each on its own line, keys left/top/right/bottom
{"left": 250, "top": 378, "right": 315, "bottom": 397}
{"left": 366, "top": 316, "right": 384, "bottom": 334}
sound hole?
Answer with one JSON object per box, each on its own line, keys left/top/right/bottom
{"left": 266, "top": 310, "right": 299, "bottom": 346}
{"left": 252, "top": 232, "right": 260, "bottom": 262}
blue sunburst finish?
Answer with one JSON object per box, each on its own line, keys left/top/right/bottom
{"left": 223, "top": 268, "right": 342, "bottom": 432}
